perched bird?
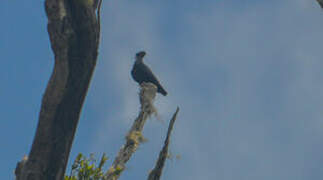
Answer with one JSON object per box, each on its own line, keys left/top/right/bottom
{"left": 131, "top": 51, "right": 168, "bottom": 96}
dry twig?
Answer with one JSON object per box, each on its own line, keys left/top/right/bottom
{"left": 147, "top": 107, "right": 180, "bottom": 180}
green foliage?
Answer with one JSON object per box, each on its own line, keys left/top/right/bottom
{"left": 65, "top": 153, "right": 108, "bottom": 180}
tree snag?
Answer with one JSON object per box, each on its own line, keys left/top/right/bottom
{"left": 148, "top": 107, "right": 179, "bottom": 180}
{"left": 104, "top": 82, "right": 158, "bottom": 180}
{"left": 16, "top": 0, "right": 103, "bottom": 179}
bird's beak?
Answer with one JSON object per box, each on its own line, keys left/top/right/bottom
{"left": 136, "top": 51, "right": 146, "bottom": 58}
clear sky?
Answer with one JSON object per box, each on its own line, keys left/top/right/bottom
{"left": 1, "top": 0, "right": 323, "bottom": 179}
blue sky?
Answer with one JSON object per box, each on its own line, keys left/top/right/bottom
{"left": 1, "top": 0, "right": 323, "bottom": 179}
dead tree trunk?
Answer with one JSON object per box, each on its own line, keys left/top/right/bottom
{"left": 16, "top": 0, "right": 102, "bottom": 179}
{"left": 105, "top": 83, "right": 158, "bottom": 180}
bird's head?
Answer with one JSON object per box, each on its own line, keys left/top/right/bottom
{"left": 136, "top": 51, "right": 146, "bottom": 59}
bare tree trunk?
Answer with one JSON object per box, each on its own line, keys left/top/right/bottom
{"left": 16, "top": 0, "right": 102, "bottom": 179}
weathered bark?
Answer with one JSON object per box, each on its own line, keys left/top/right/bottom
{"left": 148, "top": 107, "right": 179, "bottom": 180}
{"left": 104, "top": 83, "right": 158, "bottom": 180}
{"left": 16, "top": 0, "right": 102, "bottom": 179}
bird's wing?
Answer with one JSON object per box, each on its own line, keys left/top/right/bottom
{"left": 140, "top": 63, "right": 161, "bottom": 86}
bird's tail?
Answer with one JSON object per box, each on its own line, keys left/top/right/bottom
{"left": 158, "top": 85, "right": 168, "bottom": 96}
